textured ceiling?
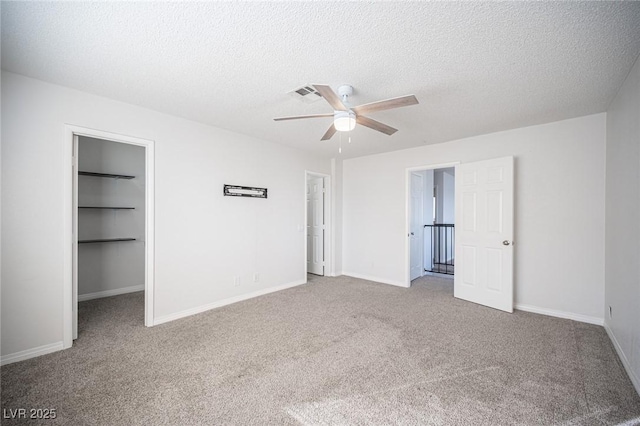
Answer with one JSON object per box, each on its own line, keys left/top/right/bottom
{"left": 3, "top": 2, "right": 640, "bottom": 159}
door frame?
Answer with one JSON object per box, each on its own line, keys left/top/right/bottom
{"left": 409, "top": 171, "right": 425, "bottom": 281}
{"left": 404, "top": 162, "right": 459, "bottom": 287}
{"left": 304, "top": 171, "right": 333, "bottom": 278}
{"left": 63, "top": 125, "right": 155, "bottom": 349}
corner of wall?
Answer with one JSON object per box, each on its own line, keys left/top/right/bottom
{"left": 603, "top": 51, "right": 640, "bottom": 397}
{"left": 604, "top": 322, "right": 640, "bottom": 395}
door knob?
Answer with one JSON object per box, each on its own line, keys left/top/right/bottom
{"left": 502, "top": 240, "right": 510, "bottom": 246}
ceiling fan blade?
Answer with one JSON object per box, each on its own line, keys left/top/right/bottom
{"left": 356, "top": 116, "right": 398, "bottom": 136}
{"left": 274, "top": 113, "right": 333, "bottom": 121}
{"left": 313, "top": 85, "right": 347, "bottom": 111}
{"left": 352, "top": 95, "right": 418, "bottom": 115}
{"left": 320, "top": 124, "right": 337, "bottom": 141}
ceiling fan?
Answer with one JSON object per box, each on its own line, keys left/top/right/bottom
{"left": 274, "top": 85, "right": 419, "bottom": 141}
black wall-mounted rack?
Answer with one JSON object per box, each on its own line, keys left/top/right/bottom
{"left": 224, "top": 184, "right": 268, "bottom": 199}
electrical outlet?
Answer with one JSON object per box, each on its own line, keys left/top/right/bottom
{"left": 233, "top": 276, "right": 240, "bottom": 287}
{"left": 253, "top": 273, "right": 259, "bottom": 283}
{"left": 609, "top": 306, "right": 612, "bottom": 318}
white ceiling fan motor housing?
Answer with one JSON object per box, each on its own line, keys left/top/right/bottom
{"left": 337, "top": 85, "right": 354, "bottom": 98}
{"left": 334, "top": 85, "right": 356, "bottom": 131}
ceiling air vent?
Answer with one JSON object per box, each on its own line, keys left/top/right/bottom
{"left": 288, "top": 85, "right": 324, "bottom": 104}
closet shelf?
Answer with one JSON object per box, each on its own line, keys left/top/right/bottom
{"left": 79, "top": 171, "right": 135, "bottom": 179}
{"left": 79, "top": 238, "right": 137, "bottom": 244}
{"left": 79, "top": 206, "right": 135, "bottom": 210}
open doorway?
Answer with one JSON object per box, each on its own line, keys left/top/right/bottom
{"left": 406, "top": 157, "right": 515, "bottom": 312}
{"left": 75, "top": 136, "right": 145, "bottom": 340}
{"left": 406, "top": 163, "right": 458, "bottom": 286}
{"left": 305, "top": 171, "right": 332, "bottom": 281}
{"left": 429, "top": 168, "right": 456, "bottom": 275}
{"left": 64, "top": 126, "right": 155, "bottom": 349}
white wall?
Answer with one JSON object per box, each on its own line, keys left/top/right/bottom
{"left": 605, "top": 54, "right": 640, "bottom": 393}
{"left": 1, "top": 72, "right": 330, "bottom": 358}
{"left": 343, "top": 113, "right": 606, "bottom": 322}
{"left": 434, "top": 167, "right": 455, "bottom": 224}
{"left": 331, "top": 158, "right": 343, "bottom": 275}
{"left": 77, "top": 137, "right": 145, "bottom": 298}
{"left": 443, "top": 169, "right": 455, "bottom": 224}
{"left": 422, "top": 170, "right": 434, "bottom": 271}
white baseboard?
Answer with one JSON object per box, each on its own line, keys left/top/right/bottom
{"left": 605, "top": 324, "right": 640, "bottom": 396}
{"left": 1, "top": 341, "right": 64, "bottom": 366}
{"left": 515, "top": 303, "right": 604, "bottom": 326}
{"left": 153, "top": 279, "right": 306, "bottom": 326}
{"left": 78, "top": 284, "right": 145, "bottom": 302}
{"left": 342, "top": 272, "right": 409, "bottom": 288}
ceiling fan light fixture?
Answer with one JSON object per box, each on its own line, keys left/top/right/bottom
{"left": 274, "top": 84, "right": 418, "bottom": 140}
{"left": 334, "top": 110, "right": 356, "bottom": 132}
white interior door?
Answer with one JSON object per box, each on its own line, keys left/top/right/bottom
{"left": 410, "top": 172, "right": 424, "bottom": 281}
{"left": 307, "top": 177, "right": 324, "bottom": 275}
{"left": 454, "top": 156, "right": 514, "bottom": 312}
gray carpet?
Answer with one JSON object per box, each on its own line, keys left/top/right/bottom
{"left": 2, "top": 275, "right": 639, "bottom": 425}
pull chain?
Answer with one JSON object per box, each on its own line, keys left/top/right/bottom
{"left": 339, "top": 132, "right": 342, "bottom": 154}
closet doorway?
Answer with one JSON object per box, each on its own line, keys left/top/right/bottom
{"left": 63, "top": 126, "right": 155, "bottom": 349}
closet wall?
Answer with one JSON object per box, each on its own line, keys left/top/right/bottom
{"left": 433, "top": 168, "right": 455, "bottom": 224}
{"left": 420, "top": 170, "right": 434, "bottom": 270}
{"left": 78, "top": 136, "right": 145, "bottom": 299}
